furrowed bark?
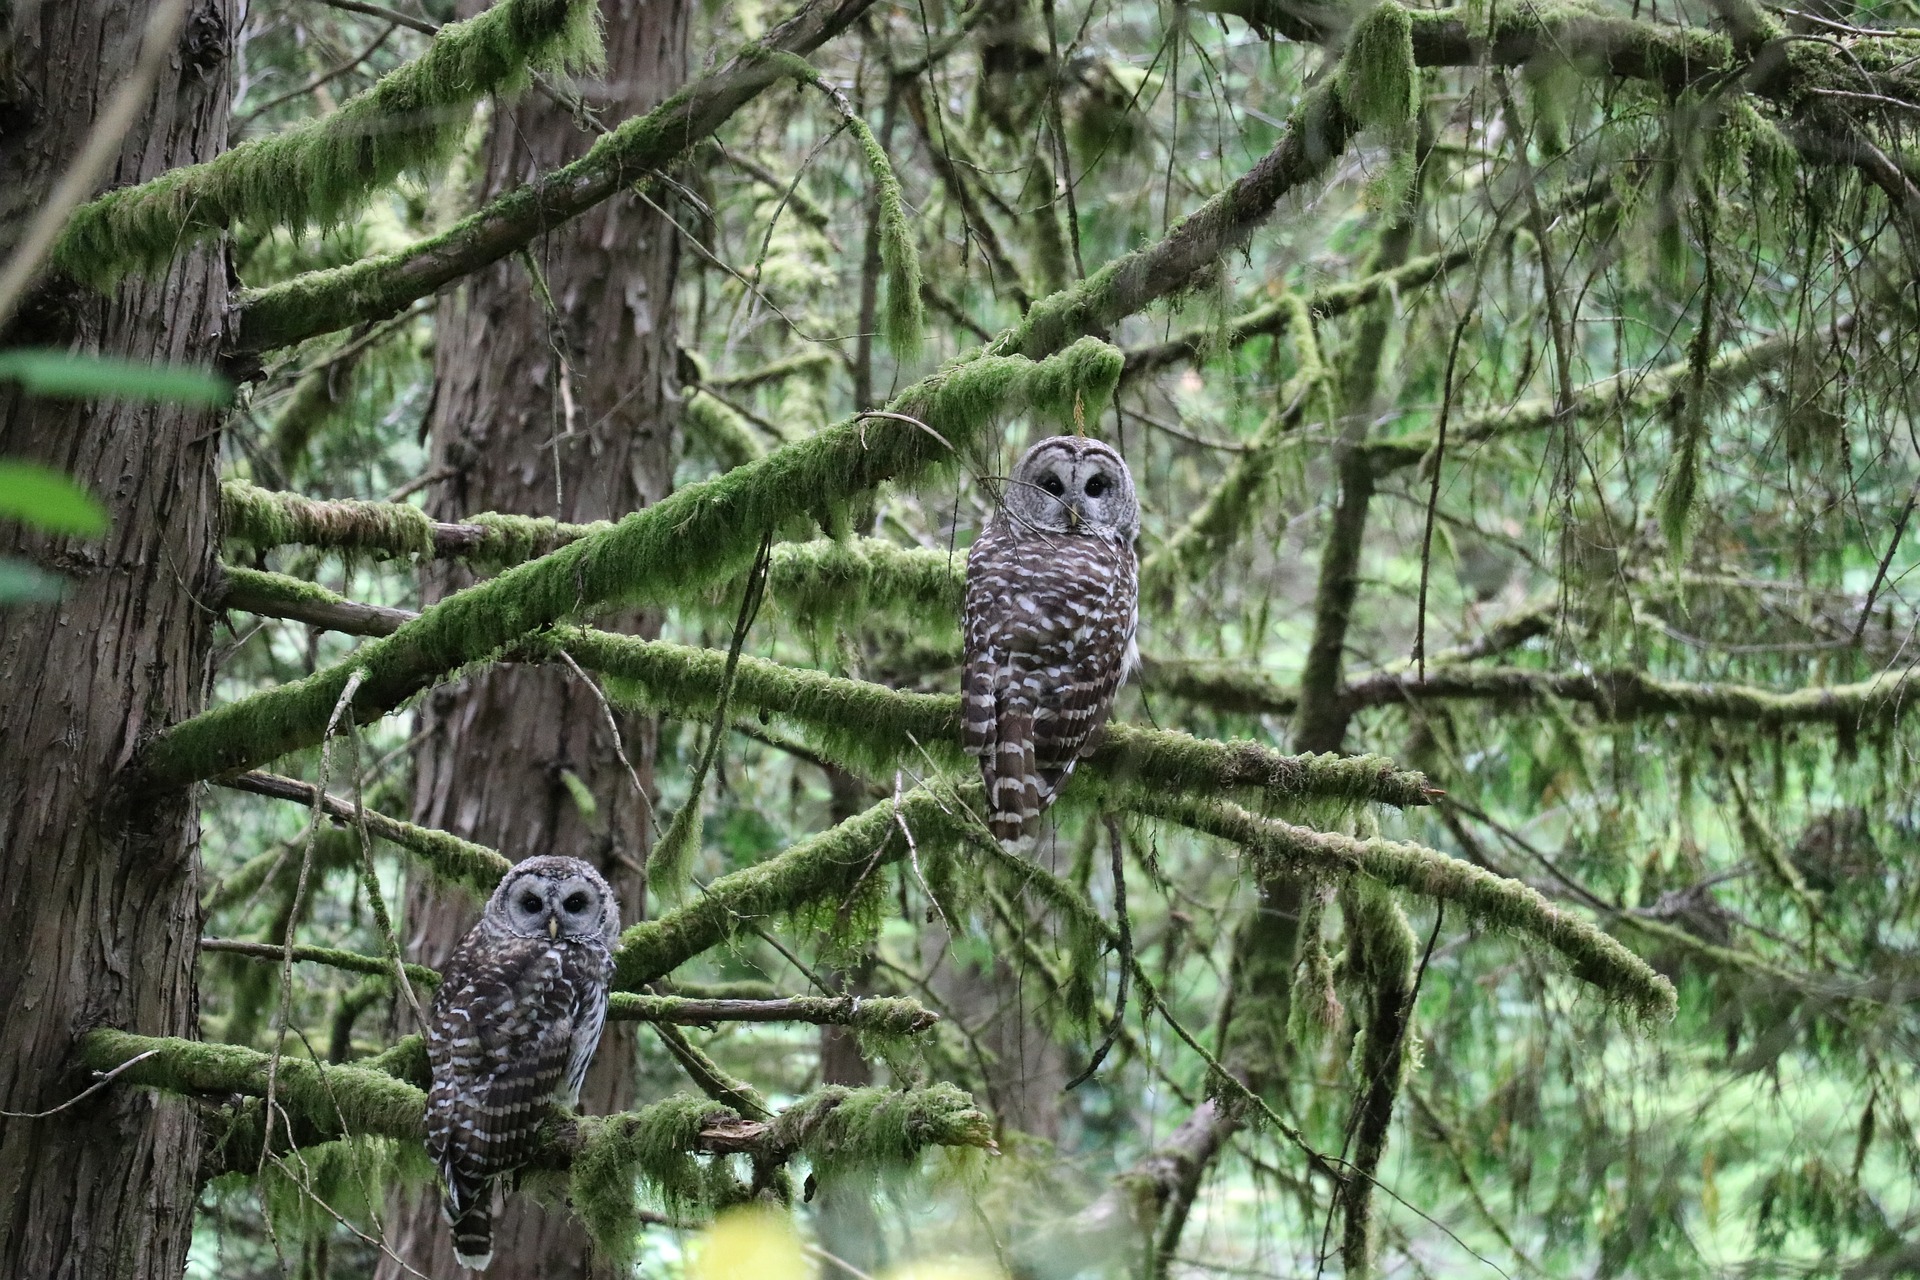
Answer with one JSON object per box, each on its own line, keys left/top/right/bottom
{"left": 0, "top": 2, "right": 233, "bottom": 1276}
{"left": 375, "top": 0, "right": 685, "bottom": 1268}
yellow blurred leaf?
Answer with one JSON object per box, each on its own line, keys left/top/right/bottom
{"left": 690, "top": 1207, "right": 810, "bottom": 1280}
{"left": 884, "top": 1260, "right": 1007, "bottom": 1280}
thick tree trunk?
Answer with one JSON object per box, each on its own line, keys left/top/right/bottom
{"left": 0, "top": 1, "right": 232, "bottom": 1277}
{"left": 374, "top": 1, "right": 686, "bottom": 1274}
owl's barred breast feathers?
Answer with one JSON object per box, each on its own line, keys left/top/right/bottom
{"left": 964, "top": 436, "right": 1140, "bottom": 850}
{"left": 424, "top": 856, "right": 618, "bottom": 1270}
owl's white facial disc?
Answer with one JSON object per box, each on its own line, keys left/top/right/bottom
{"left": 1002, "top": 436, "right": 1138, "bottom": 540}
{"left": 491, "top": 856, "right": 618, "bottom": 941}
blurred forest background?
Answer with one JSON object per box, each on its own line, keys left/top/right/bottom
{"left": 3, "top": 0, "right": 1919, "bottom": 1276}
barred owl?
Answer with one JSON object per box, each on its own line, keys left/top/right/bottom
{"left": 425, "top": 856, "right": 620, "bottom": 1270}
{"left": 964, "top": 436, "right": 1139, "bottom": 849}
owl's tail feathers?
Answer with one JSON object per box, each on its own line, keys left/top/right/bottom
{"left": 443, "top": 1175, "right": 494, "bottom": 1270}
{"left": 986, "top": 712, "right": 1043, "bottom": 851}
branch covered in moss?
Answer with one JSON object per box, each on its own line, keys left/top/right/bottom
{"left": 218, "top": 565, "right": 416, "bottom": 636}
{"left": 229, "top": 0, "right": 884, "bottom": 353}
{"left": 991, "top": 78, "right": 1359, "bottom": 362}
{"left": 56, "top": 0, "right": 602, "bottom": 287}
{"left": 195, "top": 938, "right": 937, "bottom": 1032}
{"left": 222, "top": 480, "right": 604, "bottom": 565}
{"left": 613, "top": 784, "right": 976, "bottom": 988}
{"left": 142, "top": 340, "right": 1122, "bottom": 789}
{"left": 219, "top": 770, "right": 511, "bottom": 893}
{"left": 1337, "top": 663, "right": 1920, "bottom": 730}
{"left": 1133, "top": 793, "right": 1676, "bottom": 1021}
{"left": 564, "top": 627, "right": 1436, "bottom": 809}
{"left": 79, "top": 1032, "right": 988, "bottom": 1199}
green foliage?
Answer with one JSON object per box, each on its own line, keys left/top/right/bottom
{"left": 0, "top": 349, "right": 232, "bottom": 405}
{"left": 0, "top": 461, "right": 107, "bottom": 535}
{"left": 54, "top": 0, "right": 603, "bottom": 286}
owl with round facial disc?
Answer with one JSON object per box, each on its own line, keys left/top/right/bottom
{"left": 964, "top": 436, "right": 1140, "bottom": 849}
{"left": 425, "top": 855, "right": 619, "bottom": 1270}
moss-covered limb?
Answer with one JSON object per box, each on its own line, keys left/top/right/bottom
{"left": 221, "top": 479, "right": 605, "bottom": 564}
{"left": 1133, "top": 792, "right": 1676, "bottom": 1021}
{"left": 613, "top": 784, "right": 977, "bottom": 989}
{"left": 229, "top": 0, "right": 884, "bottom": 354}
{"left": 55, "top": 0, "right": 602, "bottom": 288}
{"left": 217, "top": 565, "right": 416, "bottom": 637}
{"left": 1337, "top": 883, "right": 1418, "bottom": 1280}
{"left": 1198, "top": 0, "right": 1736, "bottom": 92}
{"left": 705, "top": 350, "right": 840, "bottom": 392}
{"left": 615, "top": 993, "right": 939, "bottom": 1032}
{"left": 1121, "top": 246, "right": 1468, "bottom": 379}
{"left": 81, "top": 1029, "right": 427, "bottom": 1144}
{"left": 1089, "top": 723, "right": 1434, "bottom": 810}
{"left": 562, "top": 1085, "right": 993, "bottom": 1256}
{"left": 1137, "top": 605, "right": 1553, "bottom": 721}
{"left": 143, "top": 340, "right": 1122, "bottom": 790}
{"left": 683, "top": 389, "right": 770, "bottom": 473}
{"left": 1336, "top": 663, "right": 1920, "bottom": 729}
{"left": 218, "top": 771, "right": 511, "bottom": 894}
{"left": 565, "top": 626, "right": 1437, "bottom": 810}
{"left": 199, "top": 937, "right": 443, "bottom": 989}
{"left": 194, "top": 935, "right": 939, "bottom": 1031}
{"left": 1365, "top": 328, "right": 1807, "bottom": 477}
{"left": 83, "top": 1032, "right": 986, "bottom": 1215}
{"left": 994, "top": 79, "right": 1359, "bottom": 362}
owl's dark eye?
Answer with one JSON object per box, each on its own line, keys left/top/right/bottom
{"left": 563, "top": 892, "right": 590, "bottom": 914}
{"left": 1085, "top": 473, "right": 1109, "bottom": 498}
{"left": 518, "top": 893, "right": 542, "bottom": 913}
{"left": 1040, "top": 474, "right": 1066, "bottom": 497}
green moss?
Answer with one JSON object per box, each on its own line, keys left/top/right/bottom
{"left": 684, "top": 389, "right": 766, "bottom": 472}
{"left": 774, "top": 1082, "right": 994, "bottom": 1178}
{"left": 748, "top": 50, "right": 923, "bottom": 358}
{"left": 571, "top": 1094, "right": 728, "bottom": 1261}
{"left": 1340, "top": 4, "right": 1419, "bottom": 132}
{"left": 1133, "top": 794, "right": 1676, "bottom": 1022}
{"left": 614, "top": 784, "right": 976, "bottom": 989}
{"left": 223, "top": 480, "right": 436, "bottom": 558}
{"left": 55, "top": 0, "right": 603, "bottom": 286}
{"left": 468, "top": 512, "right": 610, "bottom": 567}
{"left": 149, "top": 341, "right": 1120, "bottom": 789}
{"left": 81, "top": 1029, "right": 429, "bottom": 1143}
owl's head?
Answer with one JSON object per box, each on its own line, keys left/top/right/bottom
{"left": 487, "top": 856, "right": 620, "bottom": 943}
{"left": 1001, "top": 436, "right": 1138, "bottom": 539}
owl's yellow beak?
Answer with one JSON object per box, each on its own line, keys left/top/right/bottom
{"left": 1066, "top": 504, "right": 1082, "bottom": 531}
{"left": 548, "top": 916, "right": 560, "bottom": 939}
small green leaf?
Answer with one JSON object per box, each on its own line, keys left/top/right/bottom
{"left": 0, "top": 349, "right": 232, "bottom": 406}
{"left": 0, "top": 461, "right": 108, "bottom": 535}
{"left": 0, "top": 557, "right": 67, "bottom": 604}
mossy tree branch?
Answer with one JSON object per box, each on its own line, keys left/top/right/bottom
{"left": 219, "top": 770, "right": 510, "bottom": 894}
{"left": 139, "top": 338, "right": 1124, "bottom": 789}
{"left": 195, "top": 939, "right": 938, "bottom": 1032}
{"left": 54, "top": 0, "right": 603, "bottom": 287}
{"left": 1131, "top": 792, "right": 1677, "bottom": 1021}
{"left": 78, "top": 1032, "right": 991, "bottom": 1194}
{"left": 227, "top": 0, "right": 886, "bottom": 354}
